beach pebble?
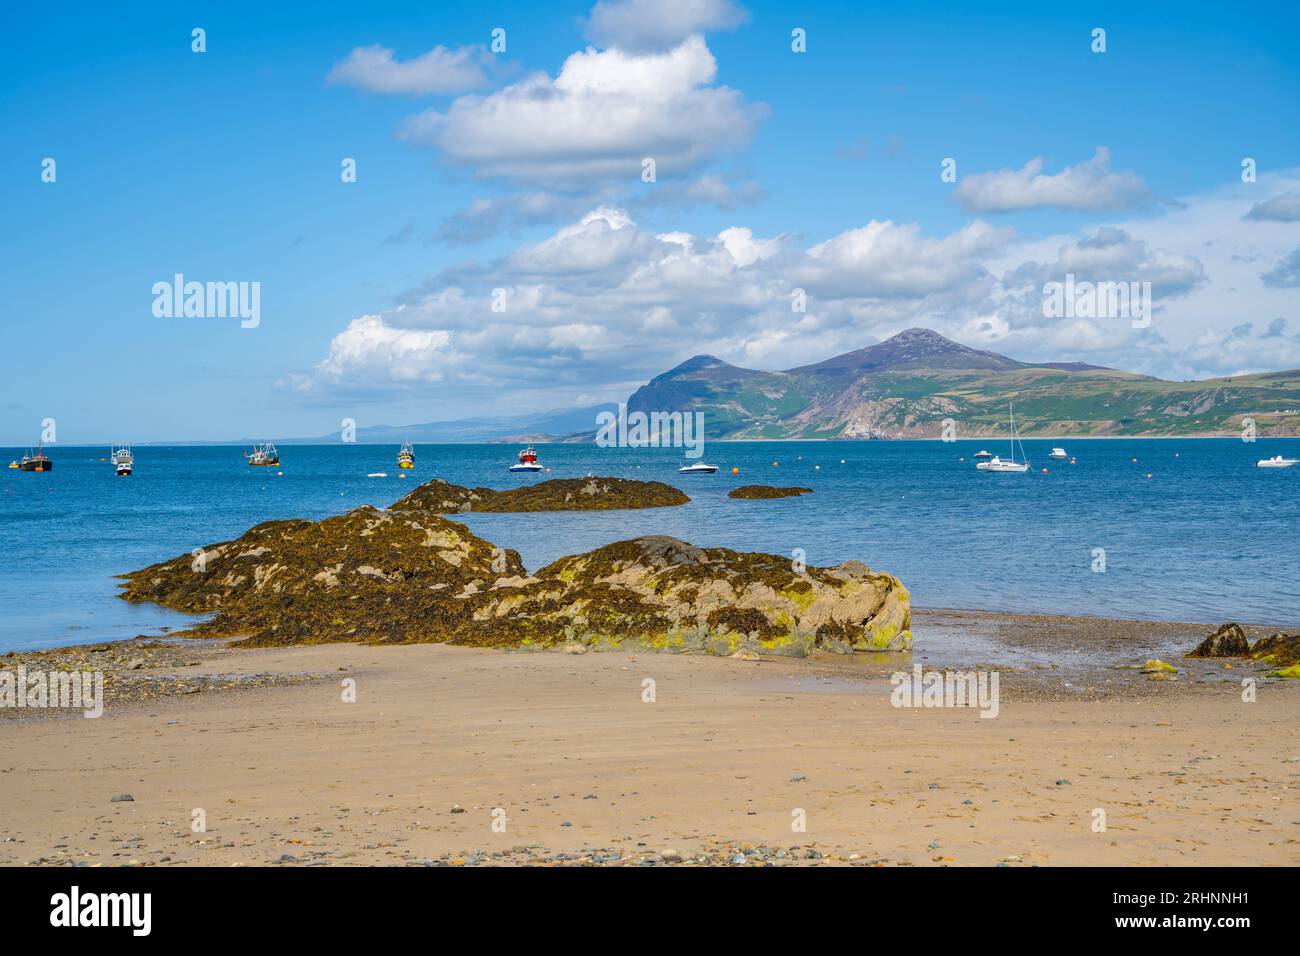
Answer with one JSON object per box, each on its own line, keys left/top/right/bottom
{"left": 110, "top": 794, "right": 134, "bottom": 803}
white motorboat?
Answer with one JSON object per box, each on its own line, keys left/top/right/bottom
{"left": 1256, "top": 455, "right": 1299, "bottom": 468}
{"left": 972, "top": 449, "right": 993, "bottom": 460}
{"left": 1048, "top": 447, "right": 1067, "bottom": 460}
{"left": 678, "top": 462, "right": 718, "bottom": 474}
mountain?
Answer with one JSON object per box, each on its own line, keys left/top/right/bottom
{"left": 624, "top": 328, "right": 1300, "bottom": 439}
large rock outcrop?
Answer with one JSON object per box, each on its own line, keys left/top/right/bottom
{"left": 450, "top": 536, "right": 911, "bottom": 655}
{"left": 119, "top": 506, "right": 524, "bottom": 645}
{"left": 120, "top": 500, "right": 911, "bottom": 656}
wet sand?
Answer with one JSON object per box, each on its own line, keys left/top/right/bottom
{"left": 1, "top": 611, "right": 1296, "bottom": 867}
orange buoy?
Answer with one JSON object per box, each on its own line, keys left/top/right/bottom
{"left": 1041, "top": 467, "right": 1049, "bottom": 473}
{"left": 731, "top": 466, "right": 739, "bottom": 475}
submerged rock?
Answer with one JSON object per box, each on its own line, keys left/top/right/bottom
{"left": 1187, "top": 622, "right": 1250, "bottom": 658}
{"left": 727, "top": 485, "right": 814, "bottom": 500}
{"left": 391, "top": 476, "right": 689, "bottom": 513}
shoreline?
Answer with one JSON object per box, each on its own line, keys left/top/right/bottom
{"left": 1, "top": 633, "right": 1295, "bottom": 867}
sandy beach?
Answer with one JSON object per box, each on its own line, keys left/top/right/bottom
{"left": 2, "top": 611, "right": 1296, "bottom": 867}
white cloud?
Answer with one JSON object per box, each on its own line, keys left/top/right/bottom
{"left": 327, "top": 44, "right": 486, "bottom": 95}
{"left": 584, "top": 0, "right": 749, "bottom": 51}
{"left": 292, "top": 314, "right": 458, "bottom": 391}
{"left": 953, "top": 147, "right": 1150, "bottom": 213}
{"left": 291, "top": 169, "right": 1300, "bottom": 403}
{"left": 397, "top": 36, "right": 766, "bottom": 187}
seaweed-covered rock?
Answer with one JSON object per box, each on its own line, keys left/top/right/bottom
{"left": 391, "top": 477, "right": 689, "bottom": 513}
{"left": 118, "top": 506, "right": 523, "bottom": 645}
{"left": 461, "top": 536, "right": 912, "bottom": 656}
{"left": 120, "top": 520, "right": 911, "bottom": 656}
{"left": 1187, "top": 622, "right": 1250, "bottom": 658}
{"left": 1248, "top": 631, "right": 1300, "bottom": 667}
{"left": 727, "top": 485, "right": 814, "bottom": 500}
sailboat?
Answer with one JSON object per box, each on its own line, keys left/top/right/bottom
{"left": 976, "top": 405, "right": 1030, "bottom": 473}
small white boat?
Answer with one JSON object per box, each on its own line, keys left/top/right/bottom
{"left": 509, "top": 444, "right": 544, "bottom": 473}
{"left": 977, "top": 404, "right": 1030, "bottom": 474}
{"left": 678, "top": 462, "right": 718, "bottom": 475}
{"left": 367, "top": 472, "right": 388, "bottom": 478}
{"left": 973, "top": 450, "right": 993, "bottom": 460}
{"left": 1048, "top": 447, "right": 1067, "bottom": 460}
{"left": 1256, "top": 455, "right": 1299, "bottom": 469}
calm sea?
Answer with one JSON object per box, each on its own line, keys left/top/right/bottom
{"left": 2, "top": 438, "right": 1297, "bottom": 652}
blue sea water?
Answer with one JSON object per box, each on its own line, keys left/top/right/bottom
{"left": 2, "top": 439, "right": 1298, "bottom": 652}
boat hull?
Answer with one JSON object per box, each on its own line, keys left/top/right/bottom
{"left": 509, "top": 464, "right": 543, "bottom": 473}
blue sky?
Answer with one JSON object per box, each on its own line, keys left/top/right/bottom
{"left": 2, "top": 0, "right": 1299, "bottom": 443}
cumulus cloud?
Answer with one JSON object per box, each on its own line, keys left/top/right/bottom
{"left": 953, "top": 147, "right": 1150, "bottom": 213}
{"left": 397, "top": 36, "right": 766, "bottom": 188}
{"left": 288, "top": 208, "right": 1011, "bottom": 399}
{"left": 326, "top": 44, "right": 487, "bottom": 95}
{"left": 1246, "top": 191, "right": 1300, "bottom": 222}
{"left": 286, "top": 314, "right": 459, "bottom": 392}
{"left": 584, "top": 0, "right": 749, "bottom": 51}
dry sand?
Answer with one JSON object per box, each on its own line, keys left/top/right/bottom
{"left": 2, "top": 633, "right": 1296, "bottom": 867}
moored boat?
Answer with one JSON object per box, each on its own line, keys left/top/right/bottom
{"left": 1256, "top": 455, "right": 1299, "bottom": 468}
{"left": 111, "top": 444, "right": 134, "bottom": 476}
{"left": 973, "top": 449, "right": 993, "bottom": 460}
{"left": 1048, "top": 447, "right": 1068, "bottom": 460}
{"left": 976, "top": 405, "right": 1030, "bottom": 474}
{"left": 678, "top": 461, "right": 719, "bottom": 475}
{"left": 246, "top": 441, "right": 280, "bottom": 467}
{"left": 509, "top": 444, "right": 543, "bottom": 472}
{"left": 397, "top": 441, "right": 415, "bottom": 469}
{"left": 18, "top": 445, "right": 53, "bottom": 472}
